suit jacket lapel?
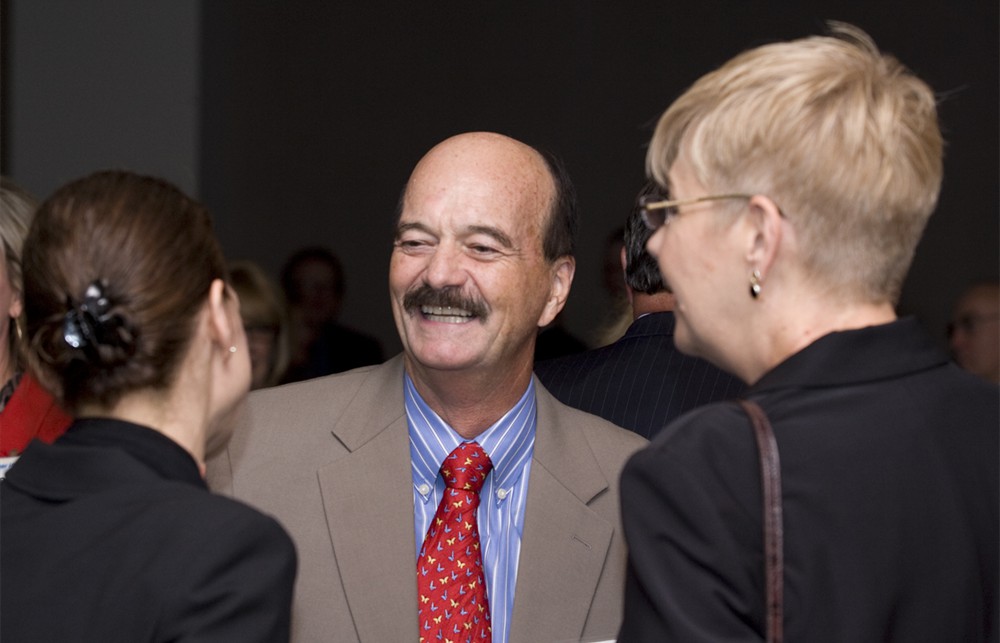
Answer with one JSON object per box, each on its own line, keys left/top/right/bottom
{"left": 508, "top": 382, "right": 614, "bottom": 643}
{"left": 316, "top": 356, "right": 421, "bottom": 642}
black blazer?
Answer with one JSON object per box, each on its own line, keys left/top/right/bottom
{"left": 618, "top": 318, "right": 999, "bottom": 642}
{"left": 1, "top": 418, "right": 297, "bottom": 643}
{"left": 535, "top": 312, "right": 744, "bottom": 438}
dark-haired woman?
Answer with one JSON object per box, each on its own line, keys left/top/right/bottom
{"left": 1, "top": 171, "right": 297, "bottom": 642}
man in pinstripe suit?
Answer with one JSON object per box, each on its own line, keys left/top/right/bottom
{"left": 535, "top": 183, "right": 744, "bottom": 439}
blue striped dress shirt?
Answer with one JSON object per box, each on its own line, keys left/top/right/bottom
{"left": 406, "top": 373, "right": 536, "bottom": 643}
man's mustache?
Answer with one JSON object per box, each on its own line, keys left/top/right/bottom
{"left": 403, "top": 285, "right": 490, "bottom": 319}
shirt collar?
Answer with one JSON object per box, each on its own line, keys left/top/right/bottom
{"left": 406, "top": 372, "right": 536, "bottom": 497}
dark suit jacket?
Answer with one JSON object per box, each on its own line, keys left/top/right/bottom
{"left": 535, "top": 312, "right": 744, "bottom": 438}
{"left": 208, "top": 355, "right": 647, "bottom": 642}
{"left": 282, "top": 322, "right": 384, "bottom": 383}
{"left": 1, "top": 418, "right": 297, "bottom": 643}
{"left": 618, "top": 318, "right": 999, "bottom": 642}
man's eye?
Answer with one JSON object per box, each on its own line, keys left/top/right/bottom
{"left": 468, "top": 243, "right": 500, "bottom": 256}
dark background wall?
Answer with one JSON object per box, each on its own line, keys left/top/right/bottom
{"left": 199, "top": 1, "right": 998, "bottom": 356}
{"left": 6, "top": 1, "right": 997, "bottom": 358}
{"left": 4, "top": 1, "right": 200, "bottom": 197}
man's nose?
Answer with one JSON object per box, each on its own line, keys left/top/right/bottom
{"left": 423, "top": 244, "right": 467, "bottom": 289}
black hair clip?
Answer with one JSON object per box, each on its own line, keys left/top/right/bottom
{"left": 63, "top": 280, "right": 133, "bottom": 361}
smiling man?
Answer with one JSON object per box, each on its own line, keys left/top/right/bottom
{"left": 208, "top": 132, "right": 647, "bottom": 643}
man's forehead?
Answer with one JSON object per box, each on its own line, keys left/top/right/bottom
{"left": 403, "top": 164, "right": 550, "bottom": 219}
{"left": 411, "top": 149, "right": 547, "bottom": 193}
{"left": 420, "top": 131, "right": 539, "bottom": 164}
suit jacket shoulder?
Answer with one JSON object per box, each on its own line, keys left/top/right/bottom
{"left": 619, "top": 322, "right": 998, "bottom": 642}
{"left": 209, "top": 358, "right": 648, "bottom": 643}
{"left": 3, "top": 437, "right": 296, "bottom": 643}
{"left": 208, "top": 357, "right": 414, "bottom": 642}
{"left": 535, "top": 312, "right": 744, "bottom": 439}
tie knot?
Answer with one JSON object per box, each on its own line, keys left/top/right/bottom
{"left": 440, "top": 442, "right": 493, "bottom": 494}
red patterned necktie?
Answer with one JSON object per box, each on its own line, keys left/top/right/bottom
{"left": 417, "top": 442, "right": 494, "bottom": 643}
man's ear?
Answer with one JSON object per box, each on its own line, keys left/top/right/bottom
{"left": 620, "top": 246, "right": 635, "bottom": 308}
{"left": 538, "top": 256, "right": 575, "bottom": 328}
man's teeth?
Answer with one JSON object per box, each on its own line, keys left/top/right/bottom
{"left": 421, "top": 305, "right": 473, "bottom": 322}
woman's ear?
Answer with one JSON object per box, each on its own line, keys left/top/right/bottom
{"left": 206, "top": 278, "right": 237, "bottom": 350}
{"left": 8, "top": 288, "right": 22, "bottom": 320}
{"left": 539, "top": 256, "right": 576, "bottom": 328}
{"left": 744, "top": 194, "right": 784, "bottom": 278}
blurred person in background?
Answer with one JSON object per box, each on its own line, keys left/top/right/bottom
{"left": 280, "top": 246, "right": 383, "bottom": 382}
{"left": 0, "top": 177, "right": 71, "bottom": 461}
{"left": 230, "top": 260, "right": 290, "bottom": 389}
{"left": 948, "top": 280, "right": 999, "bottom": 384}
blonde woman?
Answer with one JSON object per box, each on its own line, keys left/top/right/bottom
{"left": 619, "top": 25, "right": 997, "bottom": 642}
{"left": 0, "top": 177, "right": 70, "bottom": 459}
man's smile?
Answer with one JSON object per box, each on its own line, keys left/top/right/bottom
{"left": 420, "top": 305, "right": 477, "bottom": 324}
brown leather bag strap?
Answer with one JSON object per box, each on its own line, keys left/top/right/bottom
{"left": 738, "top": 399, "right": 784, "bottom": 643}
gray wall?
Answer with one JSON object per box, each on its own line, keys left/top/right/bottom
{"left": 5, "top": 0, "right": 200, "bottom": 198}
{"left": 198, "top": 1, "right": 999, "bottom": 356}
{"left": 6, "top": 1, "right": 998, "bottom": 359}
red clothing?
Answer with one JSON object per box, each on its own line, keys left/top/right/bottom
{"left": 0, "top": 372, "right": 72, "bottom": 456}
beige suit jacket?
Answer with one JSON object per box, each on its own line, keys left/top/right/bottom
{"left": 207, "top": 355, "right": 647, "bottom": 642}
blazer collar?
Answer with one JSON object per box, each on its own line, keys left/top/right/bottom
{"left": 530, "top": 379, "right": 610, "bottom": 504}
{"left": 751, "top": 317, "right": 948, "bottom": 394}
{"left": 5, "top": 418, "right": 205, "bottom": 501}
{"left": 315, "top": 359, "right": 617, "bottom": 641}
{"left": 509, "top": 380, "right": 617, "bottom": 642}
{"left": 316, "top": 355, "right": 418, "bottom": 641}
{"left": 328, "top": 354, "right": 408, "bottom": 451}
{"left": 625, "top": 310, "right": 676, "bottom": 340}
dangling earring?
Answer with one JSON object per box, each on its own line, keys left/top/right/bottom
{"left": 749, "top": 270, "right": 762, "bottom": 299}
{"left": 14, "top": 317, "right": 23, "bottom": 341}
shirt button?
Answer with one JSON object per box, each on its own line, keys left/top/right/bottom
{"left": 496, "top": 488, "right": 509, "bottom": 500}
{"left": 417, "top": 483, "right": 431, "bottom": 496}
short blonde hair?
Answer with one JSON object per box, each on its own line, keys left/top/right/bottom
{"left": 647, "top": 23, "right": 943, "bottom": 304}
{"left": 0, "top": 177, "right": 37, "bottom": 369}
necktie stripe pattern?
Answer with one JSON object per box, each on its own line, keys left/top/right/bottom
{"left": 417, "top": 442, "right": 493, "bottom": 643}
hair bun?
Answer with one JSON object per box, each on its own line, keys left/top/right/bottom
{"left": 63, "top": 280, "right": 137, "bottom": 366}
